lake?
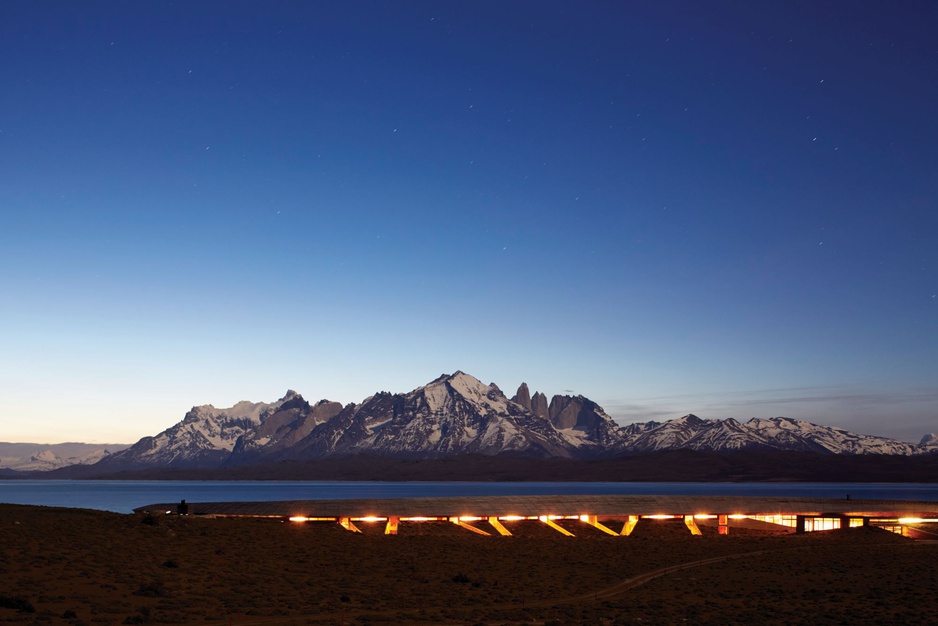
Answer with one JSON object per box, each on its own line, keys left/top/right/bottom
{"left": 2, "top": 480, "right": 937, "bottom": 513}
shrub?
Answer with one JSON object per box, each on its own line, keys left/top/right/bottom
{"left": 0, "top": 595, "right": 35, "bottom": 613}
{"left": 133, "top": 582, "right": 167, "bottom": 597}
{"left": 123, "top": 606, "right": 151, "bottom": 623}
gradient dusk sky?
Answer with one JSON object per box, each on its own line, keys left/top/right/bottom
{"left": 2, "top": 1, "right": 936, "bottom": 445}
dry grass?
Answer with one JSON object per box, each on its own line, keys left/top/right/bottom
{"left": 0, "top": 504, "right": 933, "bottom": 625}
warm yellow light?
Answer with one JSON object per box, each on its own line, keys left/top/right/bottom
{"left": 499, "top": 515, "right": 527, "bottom": 521}
{"left": 644, "top": 514, "right": 676, "bottom": 520}
{"left": 459, "top": 516, "right": 483, "bottom": 522}
{"left": 401, "top": 516, "right": 435, "bottom": 522}
{"left": 579, "top": 514, "right": 590, "bottom": 521}
{"left": 728, "top": 514, "right": 748, "bottom": 520}
{"left": 355, "top": 516, "right": 386, "bottom": 523}
{"left": 694, "top": 514, "right": 717, "bottom": 519}
{"left": 899, "top": 517, "right": 926, "bottom": 524}
{"left": 288, "top": 516, "right": 309, "bottom": 523}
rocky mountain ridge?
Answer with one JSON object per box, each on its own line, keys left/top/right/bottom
{"left": 0, "top": 442, "right": 128, "bottom": 471}
{"left": 85, "top": 371, "right": 936, "bottom": 472}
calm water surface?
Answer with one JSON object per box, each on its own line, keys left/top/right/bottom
{"left": 1, "top": 480, "right": 937, "bottom": 513}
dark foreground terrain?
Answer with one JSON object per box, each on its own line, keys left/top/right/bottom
{"left": 1, "top": 503, "right": 935, "bottom": 625}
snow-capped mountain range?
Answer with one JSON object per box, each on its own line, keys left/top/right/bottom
{"left": 91, "top": 371, "right": 937, "bottom": 471}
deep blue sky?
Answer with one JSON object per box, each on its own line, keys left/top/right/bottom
{"left": 2, "top": 1, "right": 936, "bottom": 444}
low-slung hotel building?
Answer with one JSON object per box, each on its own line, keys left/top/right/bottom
{"left": 136, "top": 495, "right": 938, "bottom": 538}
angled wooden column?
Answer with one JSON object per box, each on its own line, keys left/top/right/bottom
{"left": 620, "top": 515, "right": 639, "bottom": 536}
{"left": 684, "top": 515, "right": 702, "bottom": 536}
{"left": 339, "top": 517, "right": 362, "bottom": 533}
{"left": 580, "top": 515, "right": 619, "bottom": 536}
{"left": 539, "top": 515, "right": 574, "bottom": 536}
{"left": 449, "top": 517, "right": 491, "bottom": 536}
{"left": 488, "top": 517, "right": 512, "bottom": 536}
{"left": 385, "top": 516, "right": 399, "bottom": 535}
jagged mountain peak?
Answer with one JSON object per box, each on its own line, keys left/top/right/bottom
{"left": 680, "top": 413, "right": 706, "bottom": 423}
{"left": 512, "top": 382, "right": 532, "bottom": 411}
{"left": 418, "top": 371, "right": 509, "bottom": 415}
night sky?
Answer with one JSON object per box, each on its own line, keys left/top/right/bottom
{"left": 2, "top": 1, "right": 936, "bottom": 444}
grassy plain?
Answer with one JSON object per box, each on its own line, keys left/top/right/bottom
{"left": 0, "top": 503, "right": 935, "bottom": 625}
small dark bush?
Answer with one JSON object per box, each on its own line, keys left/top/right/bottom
{"left": 123, "top": 606, "right": 151, "bottom": 623}
{"left": 339, "top": 594, "right": 351, "bottom": 603}
{"left": 140, "top": 514, "right": 157, "bottom": 526}
{"left": 451, "top": 573, "right": 470, "bottom": 584}
{"left": 133, "top": 582, "right": 167, "bottom": 597}
{"left": 161, "top": 559, "right": 179, "bottom": 569}
{"left": 0, "top": 595, "right": 35, "bottom": 613}
{"left": 62, "top": 609, "right": 78, "bottom": 618}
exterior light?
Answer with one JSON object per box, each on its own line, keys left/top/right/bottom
{"left": 288, "top": 516, "right": 309, "bottom": 523}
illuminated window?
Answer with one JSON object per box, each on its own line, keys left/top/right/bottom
{"left": 746, "top": 514, "right": 798, "bottom": 528}
{"left": 804, "top": 517, "right": 841, "bottom": 532}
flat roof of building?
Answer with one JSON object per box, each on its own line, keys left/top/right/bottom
{"left": 134, "top": 494, "right": 938, "bottom": 518}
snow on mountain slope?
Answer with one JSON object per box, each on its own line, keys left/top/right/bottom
{"left": 745, "top": 417, "right": 921, "bottom": 455}
{"left": 230, "top": 396, "right": 343, "bottom": 461}
{"left": 101, "top": 391, "right": 301, "bottom": 468}
{"left": 620, "top": 414, "right": 925, "bottom": 455}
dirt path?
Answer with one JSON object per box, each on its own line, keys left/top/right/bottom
{"left": 227, "top": 548, "right": 775, "bottom": 625}
{"left": 535, "top": 549, "right": 772, "bottom": 606}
